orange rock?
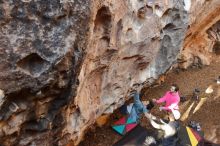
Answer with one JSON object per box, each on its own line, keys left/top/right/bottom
{"left": 96, "top": 115, "right": 109, "bottom": 127}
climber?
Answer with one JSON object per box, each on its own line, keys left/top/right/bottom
{"left": 122, "top": 91, "right": 154, "bottom": 123}
{"left": 145, "top": 110, "right": 181, "bottom": 146}
{"left": 152, "top": 84, "right": 180, "bottom": 113}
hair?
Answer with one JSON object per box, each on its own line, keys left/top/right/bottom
{"left": 171, "top": 84, "right": 179, "bottom": 92}
{"left": 146, "top": 100, "right": 154, "bottom": 111}
{"left": 140, "top": 92, "right": 144, "bottom": 98}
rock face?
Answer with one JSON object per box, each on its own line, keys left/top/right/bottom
{"left": 179, "top": 0, "right": 220, "bottom": 68}
{"left": 2, "top": 0, "right": 218, "bottom": 145}
{"left": 0, "top": 0, "right": 90, "bottom": 145}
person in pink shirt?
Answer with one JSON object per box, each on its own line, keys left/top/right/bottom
{"left": 153, "top": 84, "right": 180, "bottom": 113}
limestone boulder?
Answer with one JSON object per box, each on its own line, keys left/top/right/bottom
{"left": 3, "top": 0, "right": 217, "bottom": 145}
{"left": 179, "top": 0, "right": 220, "bottom": 68}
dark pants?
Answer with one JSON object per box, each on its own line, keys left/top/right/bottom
{"left": 119, "top": 104, "right": 128, "bottom": 115}
{"left": 162, "top": 135, "right": 177, "bottom": 146}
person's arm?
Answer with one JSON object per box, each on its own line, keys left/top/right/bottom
{"left": 156, "top": 92, "right": 168, "bottom": 104}
{"left": 145, "top": 113, "right": 165, "bottom": 130}
{"left": 150, "top": 119, "right": 163, "bottom": 129}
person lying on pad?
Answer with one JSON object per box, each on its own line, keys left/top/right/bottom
{"left": 152, "top": 84, "right": 180, "bottom": 113}
{"left": 125, "top": 91, "right": 154, "bottom": 123}
{"left": 145, "top": 110, "right": 181, "bottom": 146}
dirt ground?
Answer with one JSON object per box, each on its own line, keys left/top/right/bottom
{"left": 79, "top": 59, "right": 220, "bottom": 146}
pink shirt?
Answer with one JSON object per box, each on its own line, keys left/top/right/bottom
{"left": 156, "top": 91, "right": 180, "bottom": 111}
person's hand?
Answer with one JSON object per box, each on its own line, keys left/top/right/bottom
{"left": 145, "top": 113, "right": 151, "bottom": 119}
{"left": 151, "top": 115, "right": 157, "bottom": 120}
{"left": 145, "top": 113, "right": 157, "bottom": 120}
{"left": 159, "top": 106, "right": 165, "bottom": 111}
{"left": 143, "top": 100, "right": 149, "bottom": 106}
{"left": 152, "top": 98, "right": 157, "bottom": 103}
{"left": 159, "top": 119, "right": 166, "bottom": 124}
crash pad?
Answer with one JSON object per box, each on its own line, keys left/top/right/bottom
{"left": 113, "top": 125, "right": 157, "bottom": 146}
{"left": 112, "top": 116, "right": 137, "bottom": 135}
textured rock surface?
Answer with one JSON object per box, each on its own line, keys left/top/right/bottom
{"left": 1, "top": 0, "right": 219, "bottom": 145}
{"left": 0, "top": 0, "right": 90, "bottom": 145}
{"left": 179, "top": 0, "right": 220, "bottom": 68}
{"left": 68, "top": 0, "right": 188, "bottom": 145}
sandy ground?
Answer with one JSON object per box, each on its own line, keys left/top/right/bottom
{"left": 79, "top": 59, "right": 220, "bottom": 146}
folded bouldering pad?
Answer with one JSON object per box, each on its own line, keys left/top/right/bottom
{"left": 113, "top": 125, "right": 157, "bottom": 146}
{"left": 112, "top": 116, "right": 137, "bottom": 135}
